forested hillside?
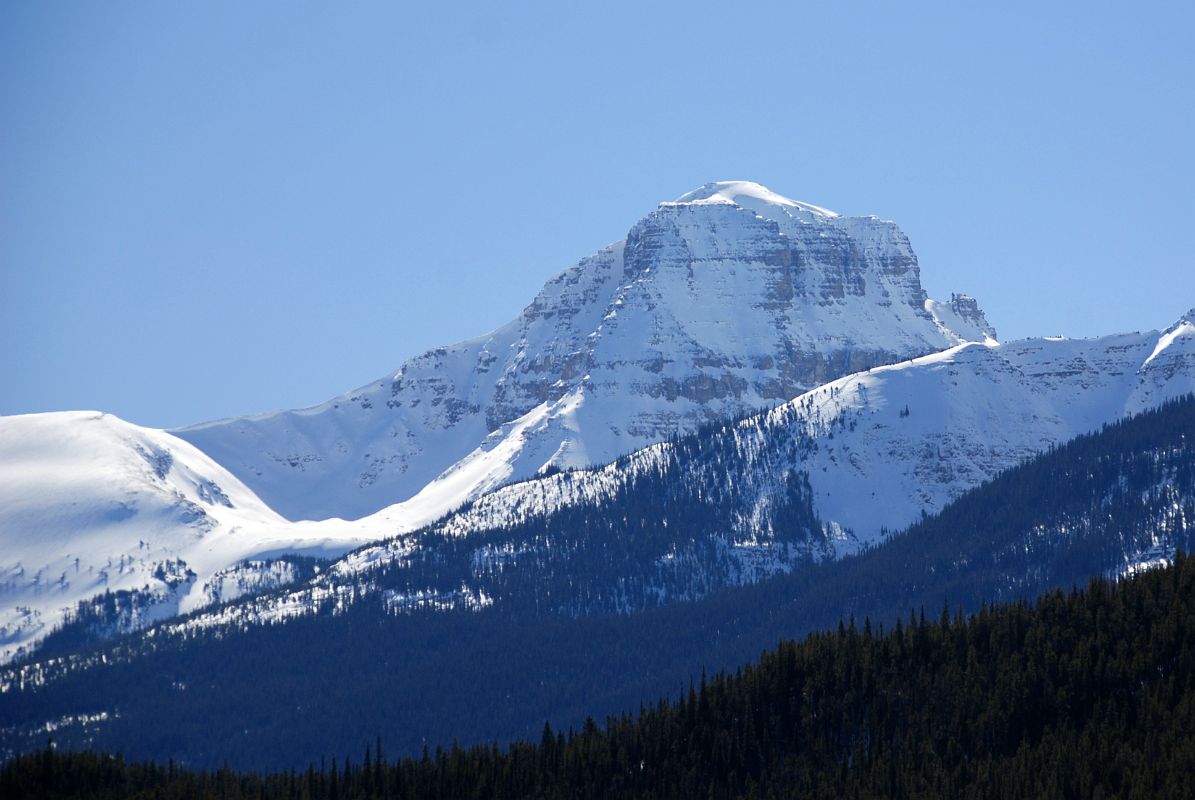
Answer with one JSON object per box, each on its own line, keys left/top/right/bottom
{"left": 6, "top": 552, "right": 1195, "bottom": 798}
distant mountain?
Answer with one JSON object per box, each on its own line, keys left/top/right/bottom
{"left": 1, "top": 307, "right": 1191, "bottom": 663}
{"left": 3, "top": 394, "right": 1190, "bottom": 771}
{"left": 175, "top": 181, "right": 994, "bottom": 522}
{"left": 79, "top": 316, "right": 1195, "bottom": 640}
{"left": 1, "top": 182, "right": 1006, "bottom": 661}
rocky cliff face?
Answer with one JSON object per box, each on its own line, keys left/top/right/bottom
{"left": 177, "top": 181, "right": 993, "bottom": 522}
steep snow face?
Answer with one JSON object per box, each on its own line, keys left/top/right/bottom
{"left": 176, "top": 182, "right": 991, "bottom": 522}
{"left": 0, "top": 413, "right": 384, "bottom": 663}
{"left": 1133, "top": 308, "right": 1195, "bottom": 408}
{"left": 776, "top": 323, "right": 1194, "bottom": 542}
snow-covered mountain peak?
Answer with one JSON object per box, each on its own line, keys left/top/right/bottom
{"left": 172, "top": 183, "right": 997, "bottom": 522}
{"left": 669, "top": 180, "right": 840, "bottom": 219}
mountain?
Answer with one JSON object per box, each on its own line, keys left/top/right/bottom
{"left": 2, "top": 395, "right": 1190, "bottom": 771}
{"left": 0, "top": 182, "right": 998, "bottom": 662}
{"left": 81, "top": 315, "right": 1195, "bottom": 641}
{"left": 175, "top": 181, "right": 994, "bottom": 522}
{"left": 435, "top": 307, "right": 1195, "bottom": 555}
{"left": 1, "top": 183, "right": 1188, "bottom": 671}
{"left": 0, "top": 412, "right": 374, "bottom": 663}
{"left": 2, "top": 308, "right": 1191, "bottom": 663}
{"left": 3, "top": 179, "right": 1191, "bottom": 778}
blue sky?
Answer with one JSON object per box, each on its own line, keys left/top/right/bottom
{"left": 3, "top": 2, "right": 1193, "bottom": 428}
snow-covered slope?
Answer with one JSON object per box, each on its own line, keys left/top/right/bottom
{"left": 80, "top": 313, "right": 1188, "bottom": 652}
{"left": 176, "top": 181, "right": 994, "bottom": 522}
{"left": 392, "top": 308, "right": 1195, "bottom": 550}
{"left": 379, "top": 307, "right": 1195, "bottom": 563}
{"left": 715, "top": 307, "right": 1189, "bottom": 542}
{"left": 0, "top": 413, "right": 378, "bottom": 662}
{"left": 6, "top": 396, "right": 1190, "bottom": 769}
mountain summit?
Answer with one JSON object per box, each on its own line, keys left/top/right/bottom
{"left": 177, "top": 182, "right": 995, "bottom": 521}
{"left": 670, "top": 180, "right": 840, "bottom": 217}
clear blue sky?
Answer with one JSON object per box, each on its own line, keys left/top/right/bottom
{"left": 3, "top": 2, "right": 1193, "bottom": 428}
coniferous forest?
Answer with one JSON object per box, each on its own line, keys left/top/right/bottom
{"left": 5, "top": 552, "right": 1195, "bottom": 798}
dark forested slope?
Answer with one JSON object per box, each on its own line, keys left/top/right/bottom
{"left": 6, "top": 552, "right": 1195, "bottom": 799}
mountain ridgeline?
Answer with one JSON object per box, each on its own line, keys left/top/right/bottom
{"left": 2, "top": 395, "right": 1192, "bottom": 770}
{"left": 7, "top": 547, "right": 1195, "bottom": 798}
{"left": 175, "top": 181, "right": 995, "bottom": 523}
{"left": 1, "top": 181, "right": 1011, "bottom": 661}
{"left": 3, "top": 184, "right": 1191, "bottom": 667}
{"left": 20, "top": 407, "right": 831, "bottom": 661}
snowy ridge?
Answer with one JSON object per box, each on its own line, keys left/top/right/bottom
{"left": 73, "top": 312, "right": 1195, "bottom": 649}
{"left": 421, "top": 312, "right": 1194, "bottom": 550}
{"left": 0, "top": 413, "right": 377, "bottom": 662}
{"left": 772, "top": 324, "right": 1195, "bottom": 540}
{"left": 4, "top": 309, "right": 1193, "bottom": 662}
{"left": 89, "top": 419, "right": 828, "bottom": 643}
{"left": 8, "top": 394, "right": 1193, "bottom": 699}
{"left": 1141, "top": 307, "right": 1195, "bottom": 379}
{"left": 175, "top": 181, "right": 991, "bottom": 522}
